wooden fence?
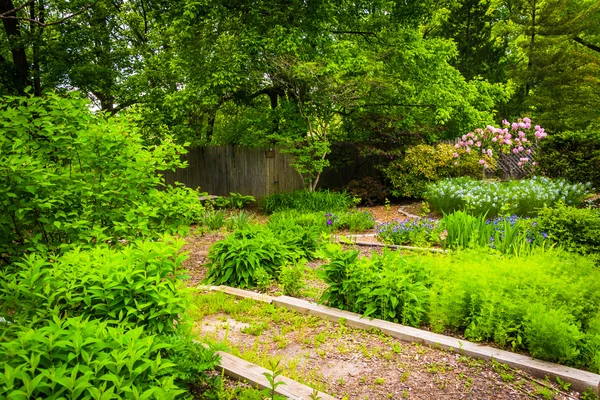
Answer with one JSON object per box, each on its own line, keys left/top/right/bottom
{"left": 161, "top": 146, "right": 304, "bottom": 200}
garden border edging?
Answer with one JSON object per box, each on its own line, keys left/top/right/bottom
{"left": 216, "top": 351, "right": 336, "bottom": 400}
{"left": 208, "top": 286, "right": 600, "bottom": 395}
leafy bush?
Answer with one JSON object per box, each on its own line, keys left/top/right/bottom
{"left": 270, "top": 224, "right": 320, "bottom": 260}
{"left": 376, "top": 218, "right": 439, "bottom": 247}
{"left": 319, "top": 246, "right": 431, "bottom": 326}
{"left": 0, "top": 92, "right": 199, "bottom": 261}
{"left": 535, "top": 203, "right": 600, "bottom": 256}
{"left": 346, "top": 176, "right": 389, "bottom": 206}
{"left": 318, "top": 246, "right": 600, "bottom": 371}
{"left": 425, "top": 176, "right": 591, "bottom": 217}
{"left": 539, "top": 128, "right": 600, "bottom": 189}
{"left": 0, "top": 237, "right": 189, "bottom": 334}
{"left": 328, "top": 211, "right": 376, "bottom": 232}
{"left": 382, "top": 143, "right": 491, "bottom": 198}
{"left": 206, "top": 227, "right": 297, "bottom": 288}
{"left": 262, "top": 189, "right": 357, "bottom": 214}
{"left": 0, "top": 316, "right": 219, "bottom": 399}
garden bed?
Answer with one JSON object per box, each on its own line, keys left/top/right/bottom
{"left": 192, "top": 290, "right": 582, "bottom": 400}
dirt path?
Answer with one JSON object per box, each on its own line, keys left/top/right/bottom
{"left": 192, "top": 291, "right": 578, "bottom": 400}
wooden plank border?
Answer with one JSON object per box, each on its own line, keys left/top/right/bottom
{"left": 201, "top": 286, "right": 600, "bottom": 395}
{"left": 216, "top": 351, "right": 336, "bottom": 400}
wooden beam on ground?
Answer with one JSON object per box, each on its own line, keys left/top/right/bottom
{"left": 216, "top": 351, "right": 336, "bottom": 400}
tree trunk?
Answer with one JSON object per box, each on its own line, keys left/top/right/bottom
{"left": 0, "top": 0, "right": 31, "bottom": 92}
{"left": 526, "top": 0, "right": 536, "bottom": 96}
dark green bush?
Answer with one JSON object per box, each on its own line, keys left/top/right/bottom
{"left": 0, "top": 92, "right": 201, "bottom": 262}
{"left": 206, "top": 227, "right": 297, "bottom": 288}
{"left": 0, "top": 316, "right": 219, "bottom": 399}
{"left": 346, "top": 176, "right": 389, "bottom": 206}
{"left": 539, "top": 128, "right": 600, "bottom": 188}
{"left": 0, "top": 238, "right": 189, "bottom": 334}
{"left": 262, "top": 189, "right": 356, "bottom": 214}
{"left": 535, "top": 203, "right": 600, "bottom": 257}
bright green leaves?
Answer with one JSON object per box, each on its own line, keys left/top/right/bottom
{"left": 0, "top": 92, "right": 202, "bottom": 262}
{"left": 0, "top": 317, "right": 216, "bottom": 399}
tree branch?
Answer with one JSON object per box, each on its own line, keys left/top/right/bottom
{"left": 0, "top": 0, "right": 32, "bottom": 17}
{"left": 0, "top": 0, "right": 99, "bottom": 26}
{"left": 573, "top": 36, "right": 600, "bottom": 54}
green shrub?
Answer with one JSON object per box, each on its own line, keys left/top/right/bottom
{"left": 262, "top": 190, "right": 357, "bottom": 214}
{"left": 329, "top": 211, "right": 376, "bottom": 232}
{"left": 539, "top": 128, "right": 600, "bottom": 189}
{"left": 319, "top": 247, "right": 431, "bottom": 326}
{"left": 425, "top": 176, "right": 591, "bottom": 217}
{"left": 535, "top": 203, "right": 600, "bottom": 256}
{"left": 0, "top": 316, "right": 219, "bottom": 399}
{"left": 318, "top": 246, "right": 600, "bottom": 371}
{"left": 0, "top": 92, "right": 199, "bottom": 262}
{"left": 0, "top": 237, "right": 189, "bottom": 334}
{"left": 270, "top": 224, "right": 320, "bottom": 260}
{"left": 382, "top": 143, "right": 491, "bottom": 198}
{"left": 206, "top": 227, "right": 297, "bottom": 288}
{"left": 202, "top": 209, "right": 227, "bottom": 231}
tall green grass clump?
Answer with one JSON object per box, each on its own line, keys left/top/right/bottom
{"left": 425, "top": 176, "right": 591, "bottom": 217}
{"left": 319, "top": 246, "right": 600, "bottom": 372}
{"left": 262, "top": 189, "right": 357, "bottom": 214}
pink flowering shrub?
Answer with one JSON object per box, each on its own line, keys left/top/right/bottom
{"left": 453, "top": 118, "right": 548, "bottom": 169}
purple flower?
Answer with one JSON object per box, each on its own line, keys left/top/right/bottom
{"left": 327, "top": 219, "right": 333, "bottom": 226}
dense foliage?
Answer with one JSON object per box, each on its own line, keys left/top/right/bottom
{"left": 0, "top": 93, "right": 202, "bottom": 262}
{"left": 262, "top": 190, "right": 357, "bottom": 214}
{"left": 536, "top": 204, "right": 600, "bottom": 258}
{"left": 319, "top": 246, "right": 600, "bottom": 371}
{"left": 382, "top": 143, "right": 489, "bottom": 198}
{"left": 539, "top": 128, "right": 600, "bottom": 188}
{"left": 425, "top": 177, "right": 591, "bottom": 217}
{"left": 0, "top": 239, "right": 220, "bottom": 398}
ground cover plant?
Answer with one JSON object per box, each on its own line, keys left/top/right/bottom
{"left": 262, "top": 190, "right": 357, "bottom": 214}
{"left": 425, "top": 176, "right": 591, "bottom": 217}
{"left": 440, "top": 211, "right": 547, "bottom": 254}
{"left": 268, "top": 210, "right": 375, "bottom": 233}
{"left": 318, "top": 245, "right": 600, "bottom": 372}
{"left": 375, "top": 212, "right": 548, "bottom": 255}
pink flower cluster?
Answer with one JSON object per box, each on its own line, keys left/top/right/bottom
{"left": 453, "top": 118, "right": 547, "bottom": 169}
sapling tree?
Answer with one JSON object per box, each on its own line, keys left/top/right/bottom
{"left": 269, "top": 49, "right": 374, "bottom": 191}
